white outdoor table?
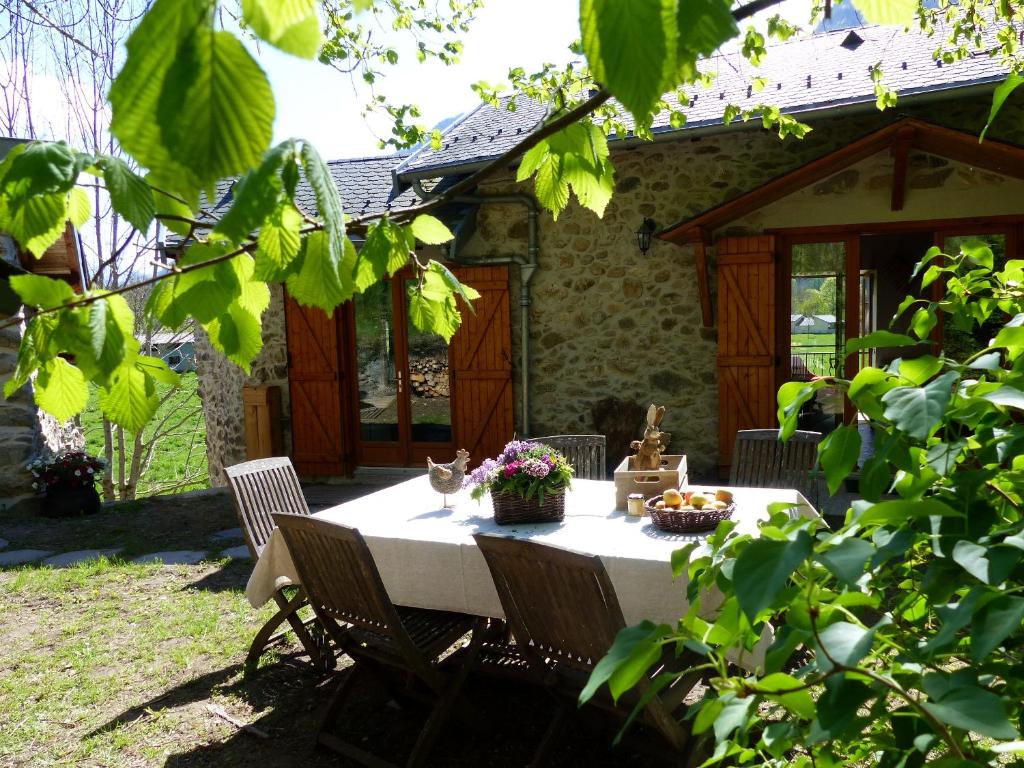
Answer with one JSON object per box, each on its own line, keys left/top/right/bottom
{"left": 246, "top": 477, "right": 815, "bottom": 642}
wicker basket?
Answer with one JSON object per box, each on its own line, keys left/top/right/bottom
{"left": 645, "top": 495, "right": 735, "bottom": 533}
{"left": 492, "top": 488, "right": 565, "bottom": 525}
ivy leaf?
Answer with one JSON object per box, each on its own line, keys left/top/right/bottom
{"left": 846, "top": 330, "right": 919, "bottom": 356}
{"left": 241, "top": 0, "right": 322, "bottom": 59}
{"left": 734, "top": 530, "right": 812, "bottom": 621}
{"left": 815, "top": 621, "right": 875, "bottom": 670}
{"left": 34, "top": 357, "right": 88, "bottom": 423}
{"left": 158, "top": 27, "right": 275, "bottom": 189}
{"left": 580, "top": 0, "right": 671, "bottom": 123}
{"left": 856, "top": 0, "right": 916, "bottom": 25}
{"left": 579, "top": 620, "right": 669, "bottom": 705}
{"left": 410, "top": 214, "right": 454, "bottom": 245}
{"left": 255, "top": 201, "right": 303, "bottom": 281}
{"left": 817, "top": 538, "right": 875, "bottom": 588}
{"left": 67, "top": 187, "right": 92, "bottom": 229}
{"left": 756, "top": 672, "right": 814, "bottom": 719}
{"left": 103, "top": 156, "right": 156, "bottom": 232}
{"left": 214, "top": 140, "right": 295, "bottom": 243}
{"left": 3, "top": 192, "right": 68, "bottom": 257}
{"left": 108, "top": 0, "right": 207, "bottom": 197}
{"left": 882, "top": 371, "right": 959, "bottom": 441}
{"left": 818, "top": 425, "right": 861, "bottom": 496}
{"left": 971, "top": 596, "right": 1024, "bottom": 662}
{"left": 981, "top": 74, "right": 1023, "bottom": 142}
{"left": 10, "top": 274, "right": 73, "bottom": 310}
{"left": 922, "top": 686, "right": 1018, "bottom": 740}
{"left": 99, "top": 363, "right": 159, "bottom": 432}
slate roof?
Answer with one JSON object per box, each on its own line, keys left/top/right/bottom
{"left": 396, "top": 22, "right": 1012, "bottom": 178}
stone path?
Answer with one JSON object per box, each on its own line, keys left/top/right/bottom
{"left": 220, "top": 545, "right": 251, "bottom": 560}
{"left": 211, "top": 527, "right": 243, "bottom": 541}
{"left": 0, "top": 549, "right": 54, "bottom": 566}
{"left": 0, "top": 542, "right": 254, "bottom": 568}
{"left": 132, "top": 551, "right": 208, "bottom": 565}
{"left": 0, "top": 538, "right": 8, "bottom": 550}
{"left": 42, "top": 549, "right": 123, "bottom": 567}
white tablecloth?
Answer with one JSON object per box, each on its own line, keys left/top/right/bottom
{"left": 246, "top": 477, "right": 814, "bottom": 631}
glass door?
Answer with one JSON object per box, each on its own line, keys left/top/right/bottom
{"left": 352, "top": 277, "right": 454, "bottom": 466}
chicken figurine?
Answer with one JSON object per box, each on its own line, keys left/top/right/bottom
{"left": 427, "top": 449, "right": 470, "bottom": 508}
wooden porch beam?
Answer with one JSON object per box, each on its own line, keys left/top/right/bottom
{"left": 890, "top": 126, "right": 915, "bottom": 212}
{"left": 693, "top": 229, "right": 714, "bottom": 327}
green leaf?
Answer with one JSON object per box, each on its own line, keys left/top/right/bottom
{"left": 10, "top": 274, "right": 73, "bottom": 310}
{"left": 135, "top": 354, "right": 181, "bottom": 386}
{"left": 981, "top": 74, "right": 1023, "bottom": 142}
{"left": 714, "top": 695, "right": 754, "bottom": 741}
{"left": 972, "top": 596, "right": 1024, "bottom": 662}
{"left": 241, "top": 0, "right": 322, "bottom": 58}
{"left": 580, "top": 620, "right": 669, "bottom": 705}
{"left": 734, "top": 530, "right": 812, "bottom": 621}
{"left": 856, "top": 0, "right": 916, "bottom": 25}
{"left": 3, "top": 192, "right": 68, "bottom": 257}
{"left": 159, "top": 27, "right": 275, "bottom": 189}
{"left": 99, "top": 363, "right": 159, "bottom": 432}
{"left": 255, "top": 201, "right": 303, "bottom": 281}
{"left": 910, "top": 306, "right": 937, "bottom": 340}
{"left": 407, "top": 289, "right": 460, "bottom": 343}
{"left": 214, "top": 140, "right": 294, "bottom": 243}
{"left": 203, "top": 304, "right": 263, "bottom": 373}
{"left": 882, "top": 371, "right": 959, "bottom": 441}
{"left": 1, "top": 141, "right": 78, "bottom": 198}
{"left": 152, "top": 185, "right": 193, "bottom": 237}
{"left": 300, "top": 142, "right": 345, "bottom": 263}
{"left": 580, "top": 0, "right": 672, "bottom": 123}
{"left": 676, "top": 0, "right": 738, "bottom": 63}
{"left": 103, "top": 156, "right": 156, "bottom": 231}
{"left": 671, "top": 542, "right": 700, "bottom": 579}
{"left": 854, "top": 498, "right": 960, "bottom": 526}
{"left": 67, "top": 187, "right": 91, "bottom": 229}
{"left": 819, "top": 425, "right": 860, "bottom": 496}
{"left": 354, "top": 217, "right": 409, "bottom": 291}
{"left": 173, "top": 245, "right": 242, "bottom": 323}
{"left": 817, "top": 538, "right": 875, "bottom": 588}
{"left": 285, "top": 230, "right": 352, "bottom": 311}
{"left": 815, "top": 621, "right": 875, "bottom": 668}
{"left": 922, "top": 686, "right": 1018, "bottom": 740}
{"left": 981, "top": 386, "right": 1024, "bottom": 411}
{"left": 952, "top": 540, "right": 1019, "bottom": 585}
{"left": 756, "top": 672, "right": 814, "bottom": 719}
{"left": 34, "top": 357, "right": 88, "bottom": 422}
{"left": 426, "top": 261, "right": 479, "bottom": 310}
{"left": 108, "top": 0, "right": 207, "bottom": 197}
{"left": 410, "top": 214, "right": 454, "bottom": 246}
{"left": 846, "top": 330, "right": 918, "bottom": 356}
{"left": 897, "top": 355, "right": 942, "bottom": 386}
{"left": 86, "top": 296, "right": 136, "bottom": 380}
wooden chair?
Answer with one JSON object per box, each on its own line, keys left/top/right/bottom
{"left": 529, "top": 434, "right": 607, "bottom": 480}
{"left": 273, "top": 512, "right": 489, "bottom": 768}
{"left": 473, "top": 534, "right": 702, "bottom": 764}
{"left": 729, "top": 429, "right": 822, "bottom": 503}
{"left": 225, "top": 457, "right": 328, "bottom": 670}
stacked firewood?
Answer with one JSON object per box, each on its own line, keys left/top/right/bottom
{"left": 409, "top": 357, "right": 450, "bottom": 398}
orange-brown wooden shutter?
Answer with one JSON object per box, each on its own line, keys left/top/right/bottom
{"left": 284, "top": 293, "right": 347, "bottom": 475}
{"left": 716, "top": 236, "right": 778, "bottom": 474}
{"left": 449, "top": 265, "right": 513, "bottom": 465}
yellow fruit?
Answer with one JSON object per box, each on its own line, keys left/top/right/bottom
{"left": 654, "top": 500, "right": 666, "bottom": 510}
{"left": 663, "top": 489, "right": 683, "bottom": 507}
{"left": 715, "top": 489, "right": 734, "bottom": 503}
{"left": 712, "top": 500, "right": 729, "bottom": 510}
{"left": 689, "top": 494, "right": 709, "bottom": 509}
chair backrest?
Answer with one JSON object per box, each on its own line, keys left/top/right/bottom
{"left": 272, "top": 513, "right": 418, "bottom": 653}
{"left": 529, "top": 435, "right": 607, "bottom": 480}
{"left": 729, "top": 429, "right": 821, "bottom": 498}
{"left": 473, "top": 534, "right": 625, "bottom": 671}
{"left": 225, "top": 457, "right": 310, "bottom": 558}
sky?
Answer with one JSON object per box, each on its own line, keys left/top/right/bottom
{"left": 257, "top": 0, "right": 812, "bottom": 161}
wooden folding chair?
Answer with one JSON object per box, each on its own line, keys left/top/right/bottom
{"left": 729, "top": 429, "right": 822, "bottom": 504}
{"left": 473, "top": 534, "right": 703, "bottom": 765}
{"left": 528, "top": 435, "right": 607, "bottom": 480}
{"left": 273, "top": 512, "right": 490, "bottom": 768}
{"left": 225, "top": 457, "right": 328, "bottom": 670}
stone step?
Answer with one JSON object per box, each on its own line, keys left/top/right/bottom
{"left": 220, "top": 545, "right": 251, "bottom": 560}
{"left": 0, "top": 549, "right": 53, "bottom": 566}
{"left": 42, "top": 548, "right": 122, "bottom": 568}
{"left": 132, "top": 550, "right": 208, "bottom": 566}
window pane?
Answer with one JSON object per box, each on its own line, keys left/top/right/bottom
{"left": 355, "top": 281, "right": 399, "bottom": 442}
{"left": 406, "top": 280, "right": 452, "bottom": 443}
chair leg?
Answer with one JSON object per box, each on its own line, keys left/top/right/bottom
{"left": 529, "top": 699, "right": 569, "bottom": 768}
{"left": 280, "top": 588, "right": 330, "bottom": 670}
{"left": 246, "top": 588, "right": 331, "bottom": 671}
{"left": 246, "top": 590, "right": 302, "bottom": 667}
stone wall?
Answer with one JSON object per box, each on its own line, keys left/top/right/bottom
{"left": 195, "top": 284, "right": 289, "bottom": 486}
{"left": 194, "top": 92, "right": 1024, "bottom": 480}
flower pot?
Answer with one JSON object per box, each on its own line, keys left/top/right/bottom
{"left": 41, "top": 484, "right": 101, "bottom": 518}
{"left": 492, "top": 488, "right": 565, "bottom": 525}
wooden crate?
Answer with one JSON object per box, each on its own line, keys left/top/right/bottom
{"left": 613, "top": 455, "right": 688, "bottom": 510}
{"left": 243, "top": 385, "right": 283, "bottom": 460}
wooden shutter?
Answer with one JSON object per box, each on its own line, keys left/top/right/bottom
{"left": 284, "top": 294, "right": 348, "bottom": 475}
{"left": 716, "top": 236, "right": 778, "bottom": 474}
{"left": 449, "top": 265, "right": 513, "bottom": 466}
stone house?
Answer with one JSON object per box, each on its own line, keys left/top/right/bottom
{"left": 0, "top": 138, "right": 86, "bottom": 511}
{"left": 196, "top": 22, "right": 1024, "bottom": 484}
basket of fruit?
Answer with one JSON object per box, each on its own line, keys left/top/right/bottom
{"left": 646, "top": 488, "right": 735, "bottom": 533}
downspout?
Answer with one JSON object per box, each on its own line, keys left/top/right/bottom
{"left": 409, "top": 181, "right": 538, "bottom": 435}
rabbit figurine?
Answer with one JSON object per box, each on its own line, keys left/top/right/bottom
{"left": 630, "top": 404, "right": 671, "bottom": 471}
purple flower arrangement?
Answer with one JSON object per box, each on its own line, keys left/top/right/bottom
{"left": 465, "top": 440, "right": 573, "bottom": 502}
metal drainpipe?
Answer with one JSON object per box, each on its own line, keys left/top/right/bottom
{"left": 409, "top": 182, "right": 538, "bottom": 435}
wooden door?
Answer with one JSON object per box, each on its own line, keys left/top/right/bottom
{"left": 716, "top": 236, "right": 777, "bottom": 474}
{"left": 284, "top": 294, "right": 348, "bottom": 475}
{"left": 450, "top": 265, "right": 514, "bottom": 466}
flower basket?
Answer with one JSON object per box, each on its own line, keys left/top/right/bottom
{"left": 41, "top": 484, "right": 102, "bottom": 518}
{"left": 28, "top": 451, "right": 105, "bottom": 518}
{"left": 492, "top": 488, "right": 565, "bottom": 525}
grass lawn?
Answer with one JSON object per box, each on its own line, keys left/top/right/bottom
{"left": 0, "top": 491, "right": 681, "bottom": 767}
{"left": 81, "top": 372, "right": 209, "bottom": 498}
{"left": 790, "top": 332, "right": 840, "bottom": 377}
